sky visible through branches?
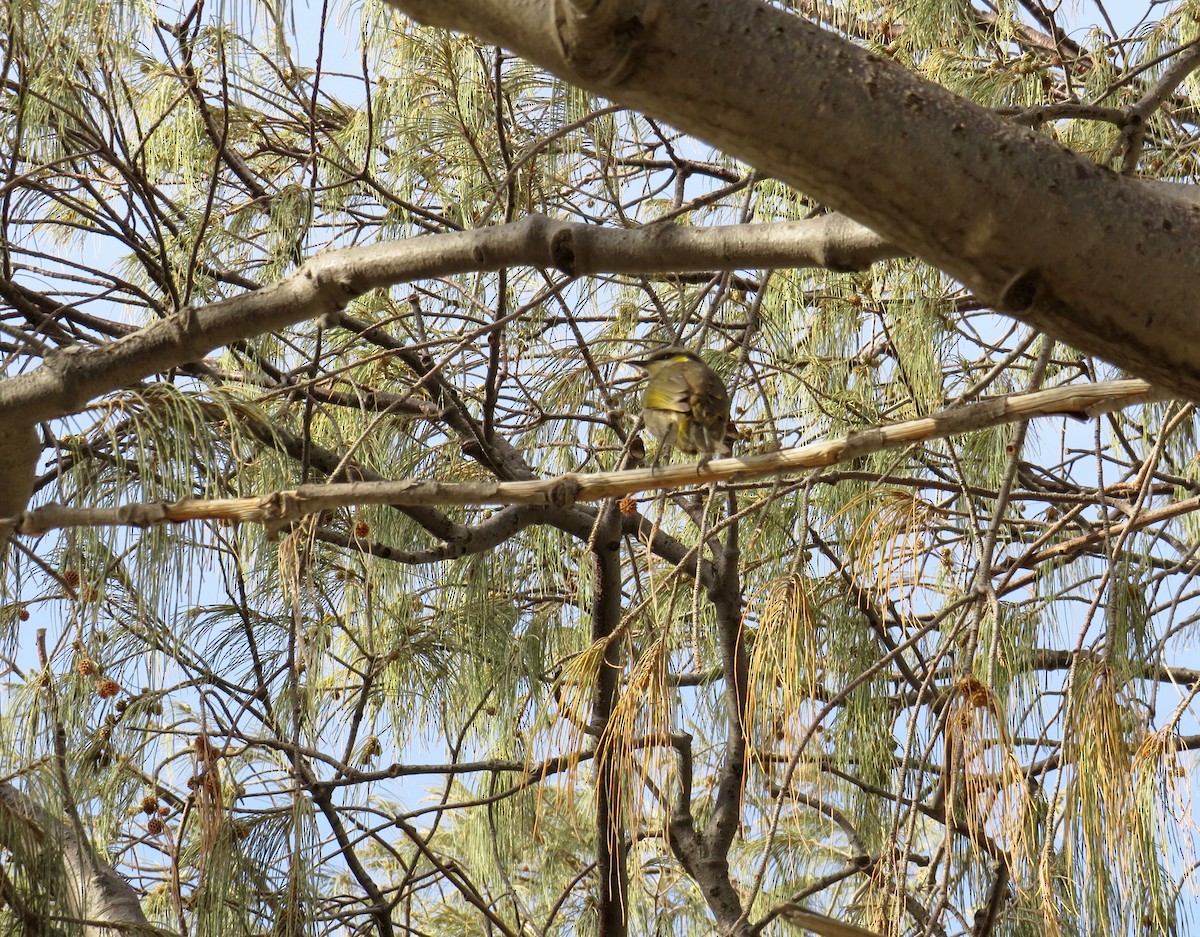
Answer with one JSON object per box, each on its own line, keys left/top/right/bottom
{"left": 3, "top": 0, "right": 1200, "bottom": 934}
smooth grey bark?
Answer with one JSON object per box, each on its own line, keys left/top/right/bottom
{"left": 382, "top": 0, "right": 1200, "bottom": 399}
{"left": 0, "top": 782, "right": 161, "bottom": 937}
{"left": 0, "top": 424, "right": 40, "bottom": 542}
{"left": 0, "top": 215, "right": 899, "bottom": 537}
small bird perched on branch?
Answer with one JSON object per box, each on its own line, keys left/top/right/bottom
{"left": 628, "top": 347, "right": 731, "bottom": 466}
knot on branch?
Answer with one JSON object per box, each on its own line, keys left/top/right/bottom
{"left": 549, "top": 226, "right": 577, "bottom": 275}
{"left": 999, "top": 268, "right": 1044, "bottom": 313}
{"left": 551, "top": 0, "right": 657, "bottom": 85}
{"left": 117, "top": 501, "right": 169, "bottom": 527}
{"left": 262, "top": 490, "right": 301, "bottom": 537}
{"left": 299, "top": 257, "right": 359, "bottom": 315}
{"left": 43, "top": 344, "right": 86, "bottom": 378}
{"left": 547, "top": 476, "right": 581, "bottom": 508}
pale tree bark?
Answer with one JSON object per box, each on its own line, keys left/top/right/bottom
{"left": 11, "top": 377, "right": 1166, "bottom": 535}
{"left": 0, "top": 214, "right": 901, "bottom": 541}
{"left": 0, "top": 216, "right": 897, "bottom": 429}
{"left": 0, "top": 782, "right": 163, "bottom": 937}
{"left": 381, "top": 0, "right": 1200, "bottom": 399}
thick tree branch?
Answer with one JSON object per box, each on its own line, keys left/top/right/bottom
{"left": 0, "top": 215, "right": 899, "bottom": 428}
{"left": 12, "top": 378, "right": 1169, "bottom": 535}
{"left": 0, "top": 214, "right": 907, "bottom": 537}
{"left": 0, "top": 781, "right": 162, "bottom": 937}
{"left": 384, "top": 0, "right": 1200, "bottom": 399}
{"left": 697, "top": 490, "right": 752, "bottom": 931}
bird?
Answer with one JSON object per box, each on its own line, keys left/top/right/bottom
{"left": 628, "top": 347, "right": 731, "bottom": 465}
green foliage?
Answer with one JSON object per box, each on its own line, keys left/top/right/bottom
{"left": 2, "top": 0, "right": 1200, "bottom": 934}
